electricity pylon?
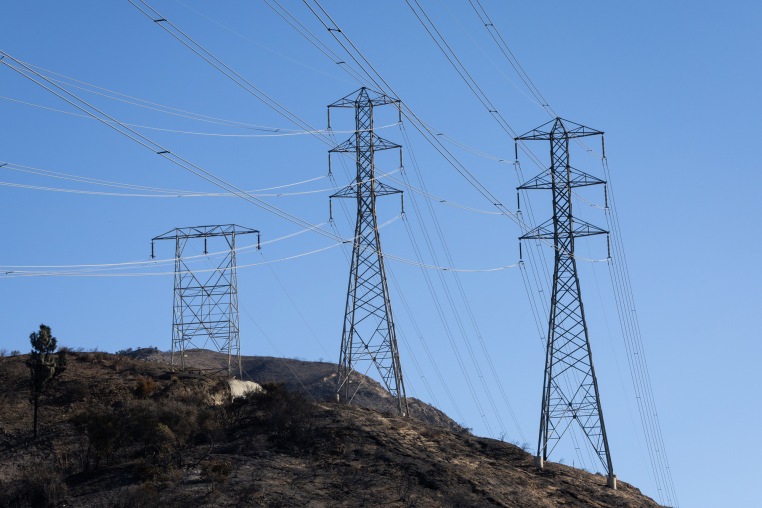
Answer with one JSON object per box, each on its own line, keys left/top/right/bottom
{"left": 328, "top": 87, "right": 408, "bottom": 416}
{"left": 516, "top": 118, "right": 616, "bottom": 488}
{"left": 152, "top": 224, "right": 259, "bottom": 378}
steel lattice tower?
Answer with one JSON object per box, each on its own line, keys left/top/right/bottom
{"left": 328, "top": 87, "right": 408, "bottom": 416}
{"left": 152, "top": 225, "right": 259, "bottom": 378}
{"left": 516, "top": 118, "right": 616, "bottom": 488}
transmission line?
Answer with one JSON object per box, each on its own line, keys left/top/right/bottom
{"left": 465, "top": 0, "right": 557, "bottom": 118}
{"left": 602, "top": 159, "right": 680, "bottom": 506}
{"left": 20, "top": 60, "right": 289, "bottom": 131}
{"left": 1, "top": 91, "right": 401, "bottom": 138}
{"left": 0, "top": 51, "right": 344, "bottom": 244}
{"left": 128, "top": 0, "right": 341, "bottom": 149}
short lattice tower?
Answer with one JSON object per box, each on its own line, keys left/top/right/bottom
{"left": 152, "top": 224, "right": 259, "bottom": 378}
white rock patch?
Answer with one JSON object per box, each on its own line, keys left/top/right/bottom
{"left": 228, "top": 379, "right": 262, "bottom": 399}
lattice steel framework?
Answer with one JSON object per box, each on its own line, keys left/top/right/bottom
{"left": 152, "top": 225, "right": 259, "bottom": 378}
{"left": 328, "top": 87, "right": 408, "bottom": 416}
{"left": 516, "top": 118, "right": 616, "bottom": 487}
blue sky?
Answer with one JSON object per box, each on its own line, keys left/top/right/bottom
{"left": 2, "top": 2, "right": 760, "bottom": 507}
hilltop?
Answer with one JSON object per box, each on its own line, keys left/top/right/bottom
{"left": 0, "top": 350, "right": 662, "bottom": 507}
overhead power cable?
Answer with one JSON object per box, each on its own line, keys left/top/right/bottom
{"left": 20, "top": 59, "right": 292, "bottom": 132}
{"left": 0, "top": 212, "right": 497, "bottom": 277}
{"left": 402, "top": 0, "right": 544, "bottom": 170}
{"left": 466, "top": 0, "right": 557, "bottom": 118}
{"left": 175, "top": 0, "right": 354, "bottom": 85}
{"left": 127, "top": 0, "right": 339, "bottom": 149}
{"left": 602, "top": 158, "right": 680, "bottom": 506}
{"left": 385, "top": 175, "right": 502, "bottom": 215}
{"left": 0, "top": 51, "right": 343, "bottom": 244}
{"left": 1, "top": 162, "right": 402, "bottom": 199}
{"left": 0, "top": 92, "right": 401, "bottom": 138}
{"left": 1, "top": 242, "right": 341, "bottom": 278}
{"left": 398, "top": 123, "right": 525, "bottom": 440}
{"left": 385, "top": 254, "right": 517, "bottom": 273}
{"left": 265, "top": 0, "right": 368, "bottom": 87}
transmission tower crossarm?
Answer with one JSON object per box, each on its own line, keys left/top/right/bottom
{"left": 329, "top": 135, "right": 401, "bottom": 153}
{"left": 331, "top": 179, "right": 402, "bottom": 199}
{"left": 328, "top": 86, "right": 401, "bottom": 109}
{"left": 518, "top": 167, "right": 606, "bottom": 191}
{"left": 519, "top": 218, "right": 608, "bottom": 241}
{"left": 152, "top": 224, "right": 260, "bottom": 241}
{"left": 516, "top": 117, "right": 603, "bottom": 141}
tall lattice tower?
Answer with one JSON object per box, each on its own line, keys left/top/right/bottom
{"left": 328, "top": 87, "right": 408, "bottom": 416}
{"left": 152, "top": 224, "right": 260, "bottom": 378}
{"left": 516, "top": 118, "right": 616, "bottom": 488}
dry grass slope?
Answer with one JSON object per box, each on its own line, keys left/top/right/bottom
{"left": 0, "top": 351, "right": 662, "bottom": 507}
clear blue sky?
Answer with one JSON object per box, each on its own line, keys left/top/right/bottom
{"left": 2, "top": 2, "right": 760, "bottom": 507}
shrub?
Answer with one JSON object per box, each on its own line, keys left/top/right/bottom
{"left": 73, "top": 407, "right": 124, "bottom": 468}
{"left": 134, "top": 376, "right": 157, "bottom": 399}
{"left": 109, "top": 483, "right": 161, "bottom": 508}
{"left": 6, "top": 462, "right": 68, "bottom": 508}
{"left": 132, "top": 458, "right": 183, "bottom": 486}
{"left": 146, "top": 423, "right": 177, "bottom": 466}
{"left": 201, "top": 458, "right": 233, "bottom": 491}
{"left": 252, "top": 383, "right": 317, "bottom": 447}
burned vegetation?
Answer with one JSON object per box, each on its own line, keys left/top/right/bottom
{"left": 0, "top": 351, "right": 661, "bottom": 507}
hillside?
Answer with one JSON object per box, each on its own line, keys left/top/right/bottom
{"left": 130, "top": 348, "right": 464, "bottom": 432}
{"left": 0, "top": 350, "right": 662, "bottom": 507}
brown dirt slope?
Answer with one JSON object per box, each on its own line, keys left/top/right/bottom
{"left": 0, "top": 351, "right": 662, "bottom": 508}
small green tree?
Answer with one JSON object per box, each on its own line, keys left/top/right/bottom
{"left": 27, "top": 324, "right": 67, "bottom": 438}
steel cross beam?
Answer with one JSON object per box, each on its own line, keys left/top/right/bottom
{"left": 152, "top": 224, "right": 259, "bottom": 378}
{"left": 517, "top": 118, "right": 615, "bottom": 487}
{"left": 329, "top": 87, "right": 408, "bottom": 416}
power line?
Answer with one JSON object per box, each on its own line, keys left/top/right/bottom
{"left": 1, "top": 91, "right": 401, "bottom": 137}
{"left": 602, "top": 158, "right": 680, "bottom": 506}
{"left": 466, "top": 0, "right": 557, "bottom": 118}
{"left": 0, "top": 51, "right": 344, "bottom": 244}
{"left": 1, "top": 160, "right": 404, "bottom": 198}
{"left": 22, "top": 59, "right": 294, "bottom": 131}
{"left": 128, "top": 0, "right": 339, "bottom": 148}
{"left": 174, "top": 0, "right": 355, "bottom": 86}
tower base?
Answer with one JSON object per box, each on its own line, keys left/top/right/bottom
{"left": 607, "top": 474, "right": 617, "bottom": 489}
{"left": 534, "top": 455, "right": 544, "bottom": 469}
